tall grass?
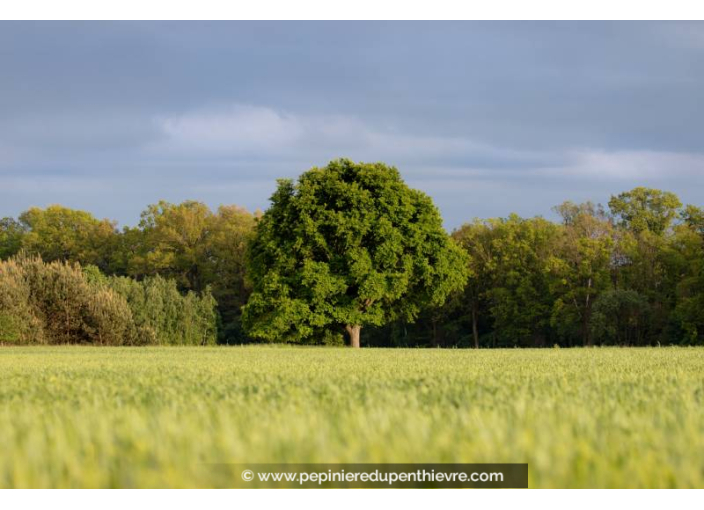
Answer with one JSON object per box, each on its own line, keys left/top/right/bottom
{"left": 0, "top": 346, "right": 702, "bottom": 488}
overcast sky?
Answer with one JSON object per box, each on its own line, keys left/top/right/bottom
{"left": 1, "top": 21, "right": 703, "bottom": 229}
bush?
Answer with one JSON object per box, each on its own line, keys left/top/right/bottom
{"left": 0, "top": 254, "right": 216, "bottom": 346}
{"left": 0, "top": 254, "right": 133, "bottom": 344}
{"left": 105, "top": 274, "right": 217, "bottom": 345}
{"left": 0, "top": 257, "right": 44, "bottom": 343}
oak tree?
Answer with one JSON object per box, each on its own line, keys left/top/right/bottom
{"left": 242, "top": 159, "right": 468, "bottom": 347}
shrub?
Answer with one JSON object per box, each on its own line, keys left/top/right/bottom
{"left": 0, "top": 254, "right": 134, "bottom": 345}
{"left": 105, "top": 274, "right": 217, "bottom": 345}
{"left": 0, "top": 257, "right": 44, "bottom": 343}
{"left": 0, "top": 254, "right": 216, "bottom": 345}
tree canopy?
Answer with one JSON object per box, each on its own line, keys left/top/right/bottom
{"left": 2, "top": 175, "right": 704, "bottom": 348}
{"left": 242, "top": 159, "right": 468, "bottom": 347}
{"left": 15, "top": 205, "right": 118, "bottom": 270}
{"left": 608, "top": 187, "right": 682, "bottom": 235}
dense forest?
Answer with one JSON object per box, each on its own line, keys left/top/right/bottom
{"left": 1, "top": 182, "right": 703, "bottom": 347}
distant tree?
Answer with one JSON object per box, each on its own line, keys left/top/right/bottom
{"left": 0, "top": 217, "right": 26, "bottom": 259}
{"left": 681, "top": 204, "right": 704, "bottom": 236}
{"left": 608, "top": 187, "right": 682, "bottom": 235}
{"left": 590, "top": 289, "right": 650, "bottom": 345}
{"left": 607, "top": 190, "right": 684, "bottom": 344}
{"left": 553, "top": 201, "right": 609, "bottom": 228}
{"left": 16, "top": 205, "right": 117, "bottom": 270}
{"left": 482, "top": 215, "right": 562, "bottom": 347}
{"left": 242, "top": 159, "right": 468, "bottom": 347}
{"left": 129, "top": 200, "right": 213, "bottom": 290}
{"left": 203, "top": 205, "right": 259, "bottom": 342}
{"left": 124, "top": 201, "right": 258, "bottom": 343}
{"left": 452, "top": 220, "right": 498, "bottom": 348}
{"left": 668, "top": 215, "right": 704, "bottom": 344}
{"left": 550, "top": 201, "right": 614, "bottom": 346}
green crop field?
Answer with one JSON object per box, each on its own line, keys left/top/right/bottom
{"left": 0, "top": 346, "right": 703, "bottom": 488}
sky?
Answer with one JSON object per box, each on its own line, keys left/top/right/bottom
{"left": 1, "top": 21, "right": 703, "bottom": 229}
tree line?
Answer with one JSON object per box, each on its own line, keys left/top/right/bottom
{"left": 0, "top": 254, "right": 217, "bottom": 345}
{"left": 1, "top": 201, "right": 252, "bottom": 344}
{"left": 379, "top": 187, "right": 703, "bottom": 348}
{"left": 1, "top": 160, "right": 703, "bottom": 347}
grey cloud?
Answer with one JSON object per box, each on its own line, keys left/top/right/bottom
{"left": 1, "top": 21, "right": 704, "bottom": 228}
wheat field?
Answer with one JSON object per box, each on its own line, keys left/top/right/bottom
{"left": 0, "top": 346, "right": 702, "bottom": 488}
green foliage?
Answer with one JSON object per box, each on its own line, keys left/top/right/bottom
{"left": 450, "top": 219, "right": 496, "bottom": 348}
{"left": 0, "top": 254, "right": 133, "bottom": 345}
{"left": 2, "top": 181, "right": 704, "bottom": 347}
{"left": 0, "top": 313, "right": 23, "bottom": 343}
{"left": 549, "top": 202, "right": 615, "bottom": 346}
{"left": 2, "top": 202, "right": 255, "bottom": 344}
{"left": 590, "top": 290, "right": 650, "bottom": 344}
{"left": 449, "top": 215, "right": 561, "bottom": 347}
{"left": 127, "top": 200, "right": 213, "bottom": 289}
{"left": 0, "top": 217, "right": 25, "bottom": 260}
{"left": 242, "top": 159, "right": 468, "bottom": 346}
{"left": 0, "top": 346, "right": 703, "bottom": 488}
{"left": 429, "top": 189, "right": 704, "bottom": 347}
{"left": 669, "top": 222, "right": 704, "bottom": 343}
{"left": 0, "top": 254, "right": 216, "bottom": 346}
{"left": 120, "top": 201, "right": 257, "bottom": 343}
{"left": 609, "top": 187, "right": 682, "bottom": 235}
{"left": 16, "top": 205, "right": 118, "bottom": 270}
{"left": 106, "top": 274, "right": 217, "bottom": 346}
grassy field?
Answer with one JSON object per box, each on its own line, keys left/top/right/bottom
{"left": 0, "top": 346, "right": 702, "bottom": 488}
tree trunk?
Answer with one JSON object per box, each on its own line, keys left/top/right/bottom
{"left": 583, "top": 277, "right": 593, "bottom": 347}
{"left": 346, "top": 325, "right": 361, "bottom": 348}
{"left": 471, "top": 302, "right": 479, "bottom": 349}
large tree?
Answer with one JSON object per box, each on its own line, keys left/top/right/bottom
{"left": 242, "top": 159, "right": 468, "bottom": 347}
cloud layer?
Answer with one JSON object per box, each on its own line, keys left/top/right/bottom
{"left": 1, "top": 22, "right": 703, "bottom": 228}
